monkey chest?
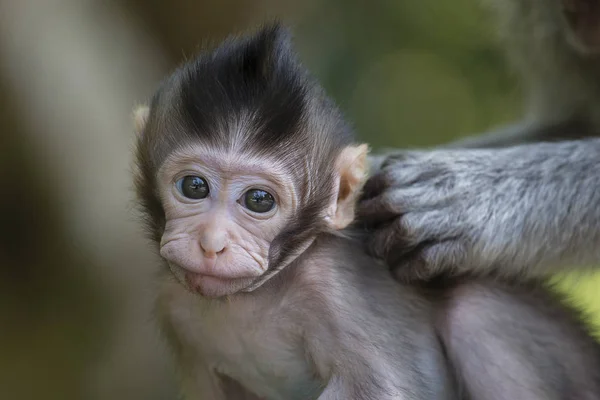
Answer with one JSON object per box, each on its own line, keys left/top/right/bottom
{"left": 167, "top": 297, "right": 323, "bottom": 400}
{"left": 209, "top": 329, "right": 321, "bottom": 399}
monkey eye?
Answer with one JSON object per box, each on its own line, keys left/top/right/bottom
{"left": 242, "top": 189, "right": 275, "bottom": 213}
{"left": 176, "top": 176, "right": 210, "bottom": 200}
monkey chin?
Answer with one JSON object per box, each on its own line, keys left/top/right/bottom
{"left": 168, "top": 263, "right": 257, "bottom": 298}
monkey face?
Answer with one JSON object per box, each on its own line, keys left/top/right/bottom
{"left": 156, "top": 146, "right": 298, "bottom": 298}
{"left": 132, "top": 23, "right": 369, "bottom": 298}
{"left": 150, "top": 141, "right": 369, "bottom": 298}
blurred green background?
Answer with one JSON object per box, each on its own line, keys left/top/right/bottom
{"left": 0, "top": 0, "right": 598, "bottom": 399}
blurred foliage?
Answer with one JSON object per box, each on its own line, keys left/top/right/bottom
{"left": 0, "top": 77, "right": 109, "bottom": 399}
{"left": 292, "top": 0, "right": 523, "bottom": 148}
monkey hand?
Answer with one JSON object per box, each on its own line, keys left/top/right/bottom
{"left": 358, "top": 146, "right": 561, "bottom": 282}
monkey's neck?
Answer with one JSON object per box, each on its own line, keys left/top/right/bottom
{"left": 271, "top": 232, "right": 385, "bottom": 285}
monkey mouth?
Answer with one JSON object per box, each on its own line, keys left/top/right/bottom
{"left": 174, "top": 266, "right": 256, "bottom": 298}
{"left": 184, "top": 270, "right": 227, "bottom": 289}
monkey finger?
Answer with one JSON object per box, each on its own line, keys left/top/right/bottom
{"left": 358, "top": 189, "right": 454, "bottom": 225}
{"left": 389, "top": 254, "right": 435, "bottom": 283}
{"left": 357, "top": 193, "right": 419, "bottom": 225}
{"left": 391, "top": 240, "right": 466, "bottom": 283}
{"left": 365, "top": 210, "right": 463, "bottom": 265}
{"left": 363, "top": 213, "right": 442, "bottom": 261}
{"left": 357, "top": 194, "right": 403, "bottom": 224}
{"left": 362, "top": 161, "right": 446, "bottom": 204}
{"left": 387, "top": 164, "right": 448, "bottom": 190}
{"left": 399, "top": 211, "right": 463, "bottom": 242}
{"left": 361, "top": 163, "right": 425, "bottom": 202}
{"left": 360, "top": 170, "right": 393, "bottom": 201}
{"left": 364, "top": 219, "right": 414, "bottom": 261}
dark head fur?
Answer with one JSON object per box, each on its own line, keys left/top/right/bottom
{"left": 134, "top": 22, "right": 355, "bottom": 276}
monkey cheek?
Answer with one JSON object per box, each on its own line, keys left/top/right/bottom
{"left": 160, "top": 238, "right": 204, "bottom": 271}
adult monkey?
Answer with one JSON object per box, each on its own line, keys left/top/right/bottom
{"left": 361, "top": 0, "right": 600, "bottom": 282}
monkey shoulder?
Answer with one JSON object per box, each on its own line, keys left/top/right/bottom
{"left": 292, "top": 234, "right": 435, "bottom": 321}
{"left": 288, "top": 234, "right": 450, "bottom": 373}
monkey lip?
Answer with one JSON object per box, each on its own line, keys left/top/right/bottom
{"left": 184, "top": 270, "right": 233, "bottom": 285}
{"left": 178, "top": 263, "right": 261, "bottom": 280}
{"left": 182, "top": 270, "right": 254, "bottom": 298}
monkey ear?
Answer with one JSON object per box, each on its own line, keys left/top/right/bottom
{"left": 133, "top": 105, "right": 150, "bottom": 136}
{"left": 327, "top": 144, "right": 370, "bottom": 230}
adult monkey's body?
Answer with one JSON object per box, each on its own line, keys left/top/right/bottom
{"left": 133, "top": 24, "right": 600, "bottom": 399}
{"left": 362, "top": 0, "right": 600, "bottom": 281}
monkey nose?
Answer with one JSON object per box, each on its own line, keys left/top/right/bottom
{"left": 201, "top": 245, "right": 225, "bottom": 259}
{"left": 199, "top": 233, "right": 227, "bottom": 258}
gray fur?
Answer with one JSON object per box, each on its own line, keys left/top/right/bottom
{"left": 437, "top": 278, "right": 600, "bottom": 400}
{"left": 361, "top": 0, "right": 600, "bottom": 280}
{"left": 361, "top": 139, "right": 600, "bottom": 280}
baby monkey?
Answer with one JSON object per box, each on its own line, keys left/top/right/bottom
{"left": 133, "top": 24, "right": 600, "bottom": 399}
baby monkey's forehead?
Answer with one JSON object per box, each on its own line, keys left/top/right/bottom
{"left": 159, "top": 145, "right": 297, "bottom": 185}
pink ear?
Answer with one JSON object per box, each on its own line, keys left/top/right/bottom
{"left": 328, "top": 144, "right": 369, "bottom": 230}
{"left": 563, "top": 0, "right": 600, "bottom": 53}
{"left": 133, "top": 105, "right": 150, "bottom": 136}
